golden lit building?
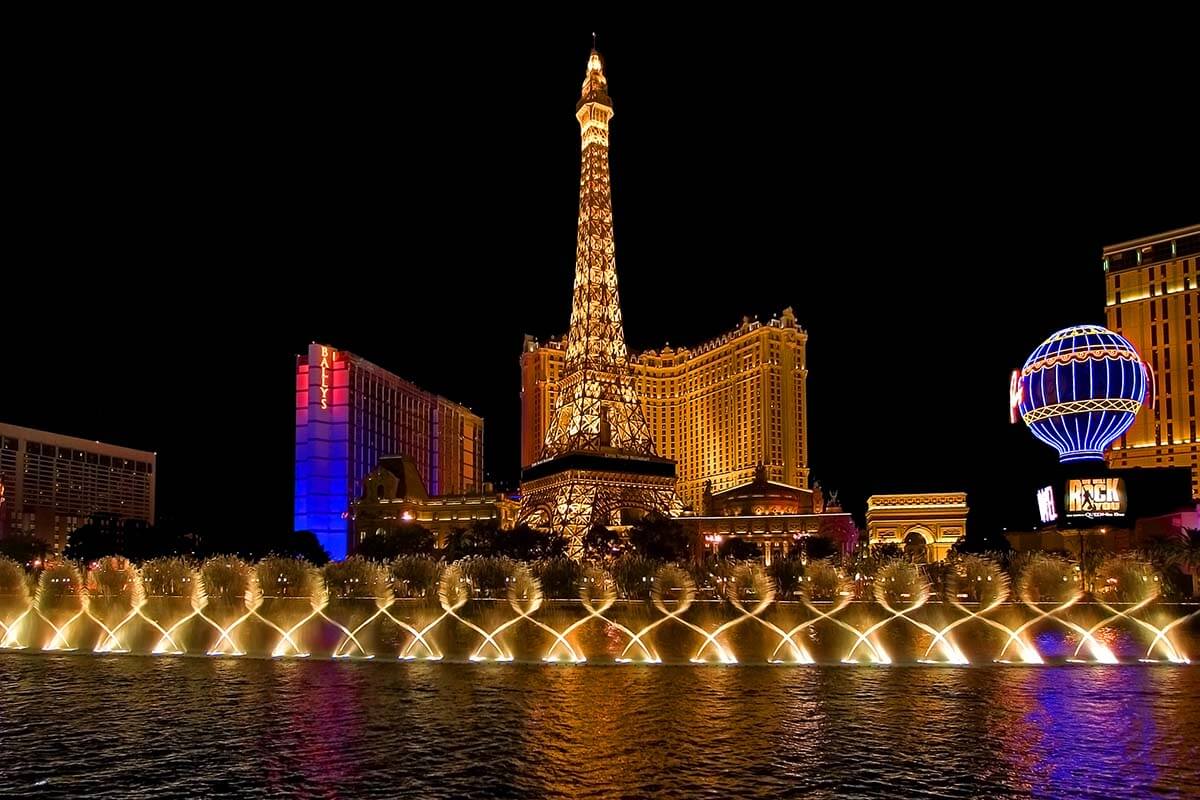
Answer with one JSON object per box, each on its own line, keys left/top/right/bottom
{"left": 1104, "top": 224, "right": 1200, "bottom": 500}
{"left": 521, "top": 308, "right": 809, "bottom": 512}
{"left": 690, "top": 463, "right": 855, "bottom": 565}
{"left": 865, "top": 493, "right": 967, "bottom": 562}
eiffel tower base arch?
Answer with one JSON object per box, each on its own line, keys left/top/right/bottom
{"left": 519, "top": 456, "right": 683, "bottom": 560}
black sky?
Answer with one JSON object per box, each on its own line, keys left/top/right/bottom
{"left": 5, "top": 29, "right": 1197, "bottom": 543}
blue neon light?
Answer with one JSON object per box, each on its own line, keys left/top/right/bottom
{"left": 1017, "top": 325, "right": 1147, "bottom": 463}
{"left": 294, "top": 345, "right": 351, "bottom": 561}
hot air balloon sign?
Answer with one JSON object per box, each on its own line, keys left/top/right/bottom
{"left": 1016, "top": 325, "right": 1148, "bottom": 463}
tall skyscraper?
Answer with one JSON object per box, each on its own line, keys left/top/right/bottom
{"left": 294, "top": 343, "right": 484, "bottom": 560}
{"left": 1104, "top": 224, "right": 1200, "bottom": 499}
{"left": 0, "top": 422, "right": 156, "bottom": 554}
{"left": 519, "top": 49, "right": 682, "bottom": 557}
{"left": 522, "top": 308, "right": 810, "bottom": 511}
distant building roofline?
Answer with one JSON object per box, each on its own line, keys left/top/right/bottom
{"left": 1102, "top": 223, "right": 1200, "bottom": 256}
{"left": 300, "top": 342, "right": 481, "bottom": 420}
{"left": 0, "top": 422, "right": 156, "bottom": 461}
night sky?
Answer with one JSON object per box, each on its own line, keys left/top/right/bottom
{"left": 7, "top": 30, "right": 1196, "bottom": 543}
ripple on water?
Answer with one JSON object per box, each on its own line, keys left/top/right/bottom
{"left": 0, "top": 656, "right": 1198, "bottom": 798}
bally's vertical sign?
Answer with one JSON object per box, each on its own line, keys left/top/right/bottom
{"left": 319, "top": 345, "right": 338, "bottom": 410}
{"left": 1065, "top": 477, "right": 1127, "bottom": 519}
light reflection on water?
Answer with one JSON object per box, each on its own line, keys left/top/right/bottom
{"left": 0, "top": 656, "right": 1197, "bottom": 798}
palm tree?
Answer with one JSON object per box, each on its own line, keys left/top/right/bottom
{"left": 1167, "top": 528, "right": 1200, "bottom": 598}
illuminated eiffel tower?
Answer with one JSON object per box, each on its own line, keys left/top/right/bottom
{"left": 520, "top": 46, "right": 683, "bottom": 559}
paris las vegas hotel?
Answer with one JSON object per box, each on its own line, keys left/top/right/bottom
{"left": 1105, "top": 223, "right": 1200, "bottom": 500}
{"left": 521, "top": 307, "right": 811, "bottom": 512}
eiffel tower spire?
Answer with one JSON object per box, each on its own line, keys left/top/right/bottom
{"left": 541, "top": 47, "right": 655, "bottom": 459}
{"left": 520, "top": 46, "right": 682, "bottom": 559}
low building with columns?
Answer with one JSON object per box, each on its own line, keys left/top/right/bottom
{"left": 689, "top": 464, "right": 856, "bottom": 564}
{"left": 865, "top": 493, "right": 967, "bottom": 562}
{"left": 351, "top": 456, "right": 519, "bottom": 551}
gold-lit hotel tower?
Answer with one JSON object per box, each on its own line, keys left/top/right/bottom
{"left": 519, "top": 49, "right": 683, "bottom": 557}
{"left": 1104, "top": 224, "right": 1200, "bottom": 499}
{"left": 523, "top": 309, "right": 810, "bottom": 512}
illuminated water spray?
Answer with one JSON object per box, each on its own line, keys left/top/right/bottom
{"left": 0, "top": 555, "right": 1193, "bottom": 664}
{"left": 845, "top": 561, "right": 966, "bottom": 664}
{"left": 1003, "top": 554, "right": 1116, "bottom": 664}
{"left": 0, "top": 556, "right": 32, "bottom": 649}
{"left": 1092, "top": 556, "right": 1189, "bottom": 664}
{"left": 144, "top": 557, "right": 201, "bottom": 654}
{"left": 614, "top": 565, "right": 716, "bottom": 663}
{"left": 255, "top": 558, "right": 322, "bottom": 658}
{"left": 36, "top": 563, "right": 85, "bottom": 651}
{"left": 467, "top": 565, "right": 573, "bottom": 662}
{"left": 701, "top": 564, "right": 811, "bottom": 664}
{"left": 320, "top": 558, "right": 441, "bottom": 660}
{"left": 933, "top": 555, "right": 1039, "bottom": 664}
{"left": 542, "top": 567, "right": 637, "bottom": 663}
{"left": 86, "top": 557, "right": 146, "bottom": 653}
{"left": 770, "top": 560, "right": 871, "bottom": 663}
{"left": 192, "top": 557, "right": 259, "bottom": 656}
{"left": 422, "top": 563, "right": 504, "bottom": 661}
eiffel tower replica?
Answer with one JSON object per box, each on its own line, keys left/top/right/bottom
{"left": 520, "top": 47, "right": 683, "bottom": 559}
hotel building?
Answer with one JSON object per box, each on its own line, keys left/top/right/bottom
{"left": 1104, "top": 224, "right": 1200, "bottom": 500}
{"left": 295, "top": 343, "right": 484, "bottom": 560}
{"left": 0, "top": 422, "right": 156, "bottom": 555}
{"left": 521, "top": 308, "right": 809, "bottom": 511}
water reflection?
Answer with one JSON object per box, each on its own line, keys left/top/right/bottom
{"left": 0, "top": 657, "right": 1197, "bottom": 798}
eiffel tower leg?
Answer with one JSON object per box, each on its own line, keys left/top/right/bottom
{"left": 550, "top": 482, "right": 596, "bottom": 561}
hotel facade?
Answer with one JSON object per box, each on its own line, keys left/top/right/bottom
{"left": 1104, "top": 224, "right": 1200, "bottom": 500}
{"left": 294, "top": 343, "right": 484, "bottom": 560}
{"left": 0, "top": 422, "right": 156, "bottom": 555}
{"left": 521, "top": 308, "right": 809, "bottom": 511}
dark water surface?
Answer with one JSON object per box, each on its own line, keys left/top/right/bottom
{"left": 1, "top": 655, "right": 1197, "bottom": 799}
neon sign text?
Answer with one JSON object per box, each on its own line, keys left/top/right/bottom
{"left": 320, "top": 346, "right": 338, "bottom": 410}
{"left": 1036, "top": 486, "right": 1057, "bottom": 524}
{"left": 1066, "top": 478, "right": 1126, "bottom": 518}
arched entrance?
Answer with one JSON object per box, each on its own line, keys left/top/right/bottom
{"left": 903, "top": 527, "right": 933, "bottom": 563}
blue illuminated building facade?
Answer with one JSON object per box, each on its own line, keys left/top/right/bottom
{"left": 294, "top": 343, "right": 484, "bottom": 560}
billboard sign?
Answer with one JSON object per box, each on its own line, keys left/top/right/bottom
{"left": 1065, "top": 477, "right": 1126, "bottom": 520}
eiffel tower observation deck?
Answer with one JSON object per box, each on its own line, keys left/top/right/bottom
{"left": 519, "top": 47, "right": 683, "bottom": 558}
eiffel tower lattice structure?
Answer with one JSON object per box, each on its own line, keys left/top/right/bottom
{"left": 519, "top": 47, "right": 683, "bottom": 559}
